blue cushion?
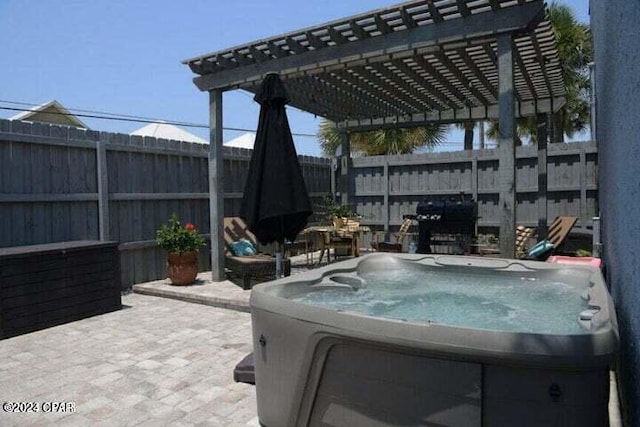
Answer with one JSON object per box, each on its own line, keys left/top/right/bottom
{"left": 527, "top": 239, "right": 554, "bottom": 258}
{"left": 229, "top": 239, "right": 257, "bottom": 256}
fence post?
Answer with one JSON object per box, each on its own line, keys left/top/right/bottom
{"left": 338, "top": 129, "right": 351, "bottom": 208}
{"left": 471, "top": 156, "right": 478, "bottom": 236}
{"left": 96, "top": 134, "right": 110, "bottom": 241}
{"left": 383, "top": 160, "right": 390, "bottom": 233}
{"left": 579, "top": 147, "right": 587, "bottom": 229}
{"left": 537, "top": 113, "right": 548, "bottom": 237}
{"left": 592, "top": 216, "right": 601, "bottom": 257}
{"left": 471, "top": 156, "right": 478, "bottom": 202}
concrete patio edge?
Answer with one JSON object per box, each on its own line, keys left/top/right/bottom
{"left": 132, "top": 273, "right": 251, "bottom": 313}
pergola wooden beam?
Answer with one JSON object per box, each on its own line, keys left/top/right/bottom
{"left": 339, "top": 96, "right": 565, "bottom": 131}
{"left": 208, "top": 90, "right": 225, "bottom": 281}
{"left": 189, "top": 2, "right": 544, "bottom": 91}
{"left": 498, "top": 34, "right": 516, "bottom": 258}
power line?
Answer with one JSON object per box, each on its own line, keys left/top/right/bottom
{"left": 0, "top": 100, "right": 487, "bottom": 147}
{"left": 0, "top": 100, "right": 204, "bottom": 128}
{"left": 0, "top": 101, "right": 319, "bottom": 138}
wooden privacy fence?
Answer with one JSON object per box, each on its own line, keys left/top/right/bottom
{"left": 0, "top": 118, "right": 598, "bottom": 287}
{"left": 351, "top": 142, "right": 598, "bottom": 234}
{"left": 0, "top": 119, "right": 331, "bottom": 288}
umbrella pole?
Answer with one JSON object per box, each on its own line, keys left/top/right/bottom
{"left": 275, "top": 241, "right": 283, "bottom": 279}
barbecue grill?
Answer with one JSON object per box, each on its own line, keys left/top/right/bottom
{"left": 405, "top": 196, "right": 477, "bottom": 254}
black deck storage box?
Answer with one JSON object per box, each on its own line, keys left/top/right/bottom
{"left": 0, "top": 241, "right": 121, "bottom": 339}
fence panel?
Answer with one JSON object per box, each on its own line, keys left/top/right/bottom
{"left": 351, "top": 142, "right": 598, "bottom": 235}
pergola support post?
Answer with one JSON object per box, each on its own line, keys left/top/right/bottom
{"left": 209, "top": 90, "right": 226, "bottom": 282}
{"left": 497, "top": 34, "right": 516, "bottom": 258}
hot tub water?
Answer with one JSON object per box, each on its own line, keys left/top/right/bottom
{"left": 290, "top": 267, "right": 592, "bottom": 335}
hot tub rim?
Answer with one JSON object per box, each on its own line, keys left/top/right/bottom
{"left": 250, "top": 254, "right": 618, "bottom": 369}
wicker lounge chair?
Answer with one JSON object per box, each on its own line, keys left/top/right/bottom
{"left": 515, "top": 225, "right": 536, "bottom": 258}
{"left": 546, "top": 216, "right": 578, "bottom": 249}
{"left": 224, "top": 217, "right": 291, "bottom": 289}
{"left": 481, "top": 216, "right": 578, "bottom": 259}
{"left": 524, "top": 216, "right": 578, "bottom": 260}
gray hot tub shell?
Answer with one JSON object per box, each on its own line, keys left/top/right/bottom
{"left": 250, "top": 254, "right": 618, "bottom": 427}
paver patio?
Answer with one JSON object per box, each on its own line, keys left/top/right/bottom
{"left": 1, "top": 250, "right": 623, "bottom": 426}
{"left": 0, "top": 293, "right": 258, "bottom": 427}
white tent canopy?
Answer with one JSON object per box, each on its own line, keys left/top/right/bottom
{"left": 131, "top": 122, "right": 208, "bottom": 144}
{"left": 10, "top": 100, "right": 90, "bottom": 129}
{"left": 223, "top": 132, "right": 255, "bottom": 149}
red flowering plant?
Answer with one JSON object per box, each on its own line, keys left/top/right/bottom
{"left": 156, "top": 214, "right": 206, "bottom": 254}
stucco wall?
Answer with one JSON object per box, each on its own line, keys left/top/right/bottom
{"left": 590, "top": 0, "right": 640, "bottom": 424}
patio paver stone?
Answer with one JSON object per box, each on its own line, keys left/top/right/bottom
{"left": 0, "top": 294, "right": 258, "bottom": 427}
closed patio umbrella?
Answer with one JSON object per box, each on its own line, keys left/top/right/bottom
{"left": 240, "top": 73, "right": 312, "bottom": 277}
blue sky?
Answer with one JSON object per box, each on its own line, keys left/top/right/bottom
{"left": 0, "top": 0, "right": 590, "bottom": 157}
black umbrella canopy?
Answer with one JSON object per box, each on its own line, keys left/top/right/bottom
{"left": 240, "top": 73, "right": 312, "bottom": 245}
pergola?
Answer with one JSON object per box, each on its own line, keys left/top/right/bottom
{"left": 183, "top": 0, "right": 565, "bottom": 280}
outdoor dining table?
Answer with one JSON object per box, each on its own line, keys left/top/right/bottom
{"left": 301, "top": 225, "right": 371, "bottom": 265}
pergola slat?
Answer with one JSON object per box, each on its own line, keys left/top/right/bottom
{"left": 392, "top": 60, "right": 453, "bottom": 111}
{"left": 349, "top": 21, "right": 370, "bottom": 40}
{"left": 250, "top": 46, "right": 270, "bottom": 63}
{"left": 412, "top": 56, "right": 468, "bottom": 110}
{"left": 432, "top": 51, "right": 492, "bottom": 106}
{"left": 285, "top": 37, "right": 307, "bottom": 55}
{"left": 455, "top": 48, "right": 499, "bottom": 101}
{"left": 368, "top": 62, "right": 438, "bottom": 112}
{"left": 456, "top": 0, "right": 471, "bottom": 17}
{"left": 514, "top": 47, "right": 538, "bottom": 100}
{"left": 427, "top": 0, "right": 444, "bottom": 23}
{"left": 400, "top": 6, "right": 418, "bottom": 29}
{"left": 305, "top": 31, "right": 326, "bottom": 50}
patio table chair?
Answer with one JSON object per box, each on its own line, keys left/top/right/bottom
{"left": 371, "top": 218, "right": 413, "bottom": 253}
{"left": 318, "top": 218, "right": 360, "bottom": 263}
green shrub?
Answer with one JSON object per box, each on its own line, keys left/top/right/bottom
{"left": 156, "top": 214, "right": 205, "bottom": 254}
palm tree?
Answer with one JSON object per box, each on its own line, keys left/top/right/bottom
{"left": 548, "top": 1, "right": 591, "bottom": 141}
{"left": 455, "top": 121, "right": 476, "bottom": 150}
{"left": 486, "top": 1, "right": 591, "bottom": 144}
{"left": 485, "top": 117, "right": 535, "bottom": 146}
{"left": 318, "top": 119, "right": 447, "bottom": 157}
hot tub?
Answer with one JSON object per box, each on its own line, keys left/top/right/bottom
{"left": 250, "top": 254, "right": 618, "bottom": 427}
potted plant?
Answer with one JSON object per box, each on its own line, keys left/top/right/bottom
{"left": 322, "top": 197, "right": 360, "bottom": 228}
{"left": 156, "top": 214, "right": 206, "bottom": 285}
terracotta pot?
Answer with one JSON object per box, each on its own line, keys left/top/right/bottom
{"left": 167, "top": 251, "right": 199, "bottom": 285}
{"left": 332, "top": 217, "right": 345, "bottom": 228}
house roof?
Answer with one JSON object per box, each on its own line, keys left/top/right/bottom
{"left": 9, "top": 100, "right": 90, "bottom": 129}
{"left": 183, "top": 0, "right": 564, "bottom": 130}
{"left": 224, "top": 132, "right": 255, "bottom": 149}
{"left": 131, "top": 122, "right": 208, "bottom": 144}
